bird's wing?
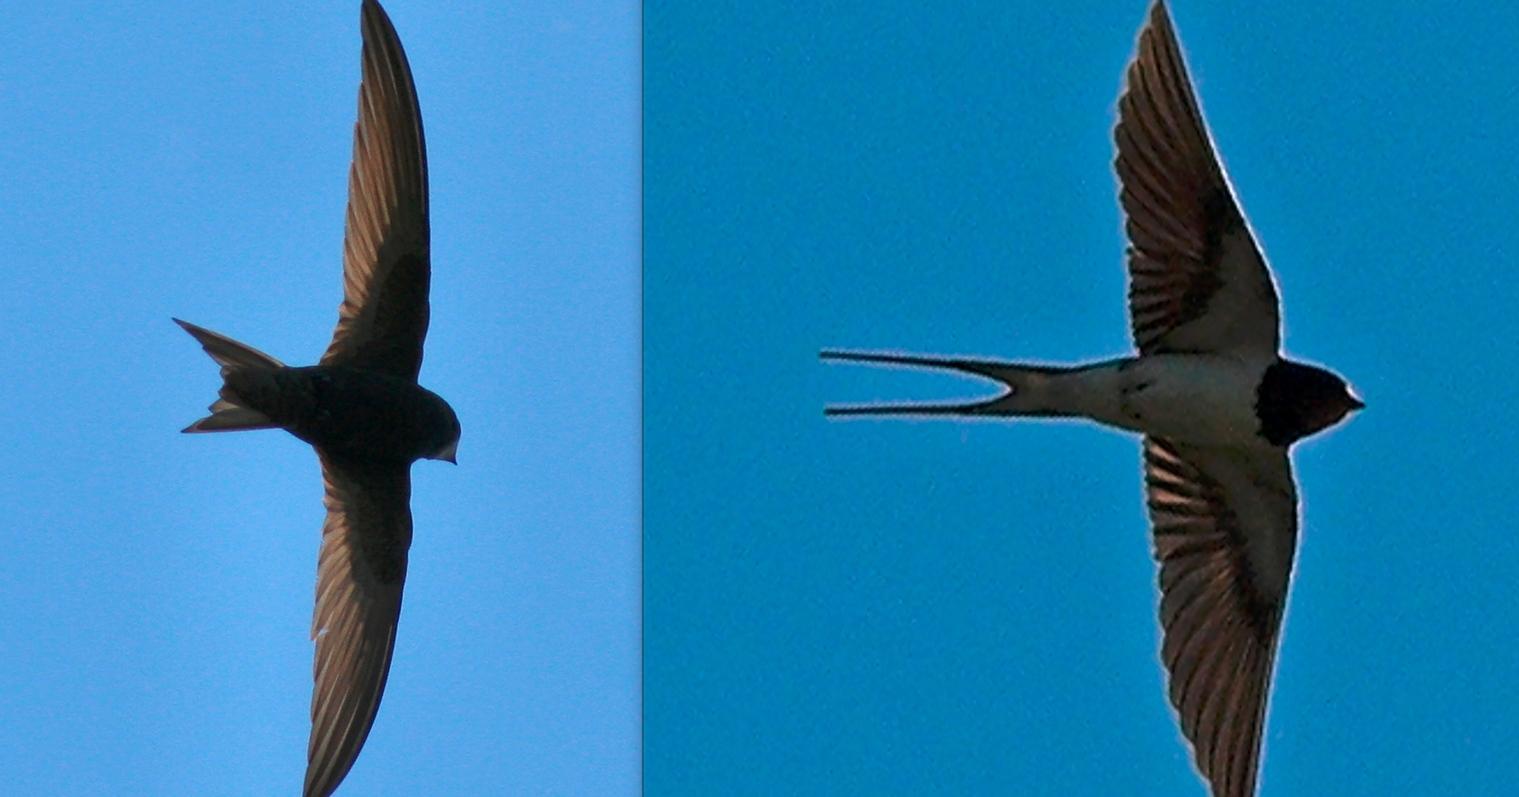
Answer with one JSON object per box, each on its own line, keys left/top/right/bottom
{"left": 1116, "top": 0, "right": 1281, "bottom": 357}
{"left": 304, "top": 453, "right": 413, "bottom": 797}
{"left": 1142, "top": 437, "right": 1297, "bottom": 797}
{"left": 320, "top": 0, "right": 431, "bottom": 381}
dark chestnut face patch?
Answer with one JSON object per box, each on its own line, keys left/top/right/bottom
{"left": 1256, "top": 360, "right": 1355, "bottom": 446}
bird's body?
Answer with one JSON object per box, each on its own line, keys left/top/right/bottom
{"left": 175, "top": 2, "right": 455, "bottom": 795}
{"left": 827, "top": 350, "right": 1351, "bottom": 449}
{"left": 1098, "top": 354, "right": 1266, "bottom": 444}
{"left": 216, "top": 359, "right": 457, "bottom": 464}
{"left": 823, "top": 2, "right": 1361, "bottom": 796}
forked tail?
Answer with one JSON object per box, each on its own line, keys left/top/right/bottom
{"left": 819, "top": 349, "right": 1080, "bottom": 418}
{"left": 174, "top": 318, "right": 285, "bottom": 433}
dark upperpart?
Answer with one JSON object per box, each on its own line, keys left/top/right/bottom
{"left": 1256, "top": 360, "right": 1363, "bottom": 446}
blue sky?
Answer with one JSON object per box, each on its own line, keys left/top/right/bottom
{"left": 649, "top": 1, "right": 1519, "bottom": 794}
{"left": 0, "top": 2, "right": 636, "bottom": 794}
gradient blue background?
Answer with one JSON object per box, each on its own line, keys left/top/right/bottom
{"left": 1, "top": 2, "right": 637, "bottom": 794}
{"left": 648, "top": 2, "right": 1516, "bottom": 794}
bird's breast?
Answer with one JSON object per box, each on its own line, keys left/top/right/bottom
{"left": 1100, "top": 355, "right": 1269, "bottom": 446}
{"left": 276, "top": 366, "right": 446, "bottom": 462}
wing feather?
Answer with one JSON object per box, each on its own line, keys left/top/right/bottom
{"left": 1142, "top": 437, "right": 1297, "bottom": 797}
{"left": 303, "top": 453, "right": 413, "bottom": 797}
{"left": 1117, "top": 1, "right": 1281, "bottom": 356}
{"left": 320, "top": 0, "right": 431, "bottom": 380}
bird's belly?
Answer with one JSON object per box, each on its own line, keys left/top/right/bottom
{"left": 1095, "top": 356, "right": 1263, "bottom": 445}
{"left": 280, "top": 367, "right": 441, "bottom": 461}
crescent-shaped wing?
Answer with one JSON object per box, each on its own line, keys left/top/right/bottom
{"left": 1143, "top": 437, "right": 1298, "bottom": 797}
{"left": 1117, "top": 1, "right": 1281, "bottom": 357}
{"left": 320, "top": 0, "right": 431, "bottom": 381}
{"left": 303, "top": 454, "right": 413, "bottom": 797}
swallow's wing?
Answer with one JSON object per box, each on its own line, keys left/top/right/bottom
{"left": 1142, "top": 437, "right": 1297, "bottom": 797}
{"left": 1116, "top": 1, "right": 1280, "bottom": 357}
{"left": 321, "top": 0, "right": 431, "bottom": 381}
{"left": 304, "top": 454, "right": 413, "bottom": 797}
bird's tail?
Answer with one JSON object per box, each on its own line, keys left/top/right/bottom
{"left": 174, "top": 318, "right": 286, "bottom": 433}
{"left": 820, "top": 349, "right": 1097, "bottom": 418}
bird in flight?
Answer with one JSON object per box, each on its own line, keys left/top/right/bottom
{"left": 822, "top": 2, "right": 1360, "bottom": 795}
{"left": 175, "top": 2, "right": 457, "bottom": 794}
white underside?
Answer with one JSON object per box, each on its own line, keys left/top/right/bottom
{"left": 1032, "top": 354, "right": 1271, "bottom": 447}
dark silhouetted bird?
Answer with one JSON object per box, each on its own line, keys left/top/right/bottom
{"left": 822, "top": 2, "right": 1360, "bottom": 795}
{"left": 175, "top": 2, "right": 457, "bottom": 795}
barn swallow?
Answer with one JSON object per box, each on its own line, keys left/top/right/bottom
{"left": 175, "top": 2, "right": 457, "bottom": 795}
{"left": 822, "top": 2, "right": 1360, "bottom": 795}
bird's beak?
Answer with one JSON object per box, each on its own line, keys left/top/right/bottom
{"left": 435, "top": 440, "right": 459, "bottom": 464}
{"left": 1347, "top": 389, "right": 1365, "bottom": 411}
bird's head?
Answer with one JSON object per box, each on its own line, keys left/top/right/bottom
{"left": 423, "top": 402, "right": 461, "bottom": 465}
{"left": 1257, "top": 361, "right": 1363, "bottom": 446}
{"left": 1310, "top": 377, "right": 1365, "bottom": 434}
